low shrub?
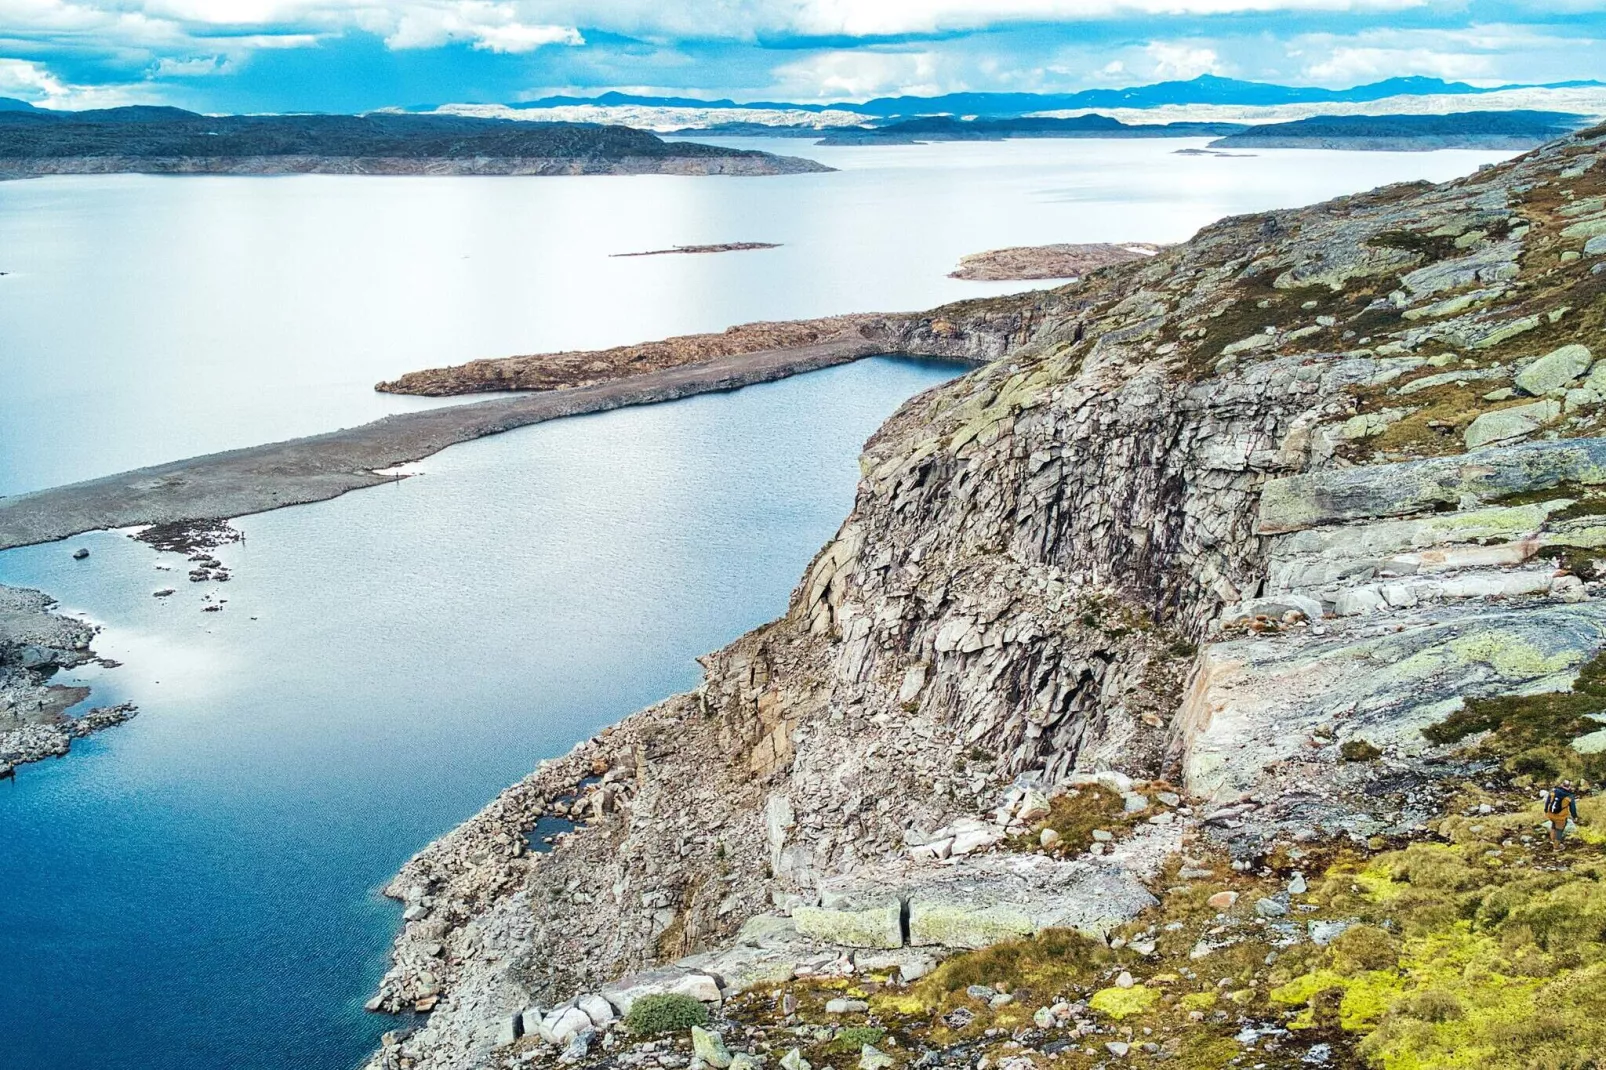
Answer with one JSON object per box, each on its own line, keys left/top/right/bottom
{"left": 624, "top": 993, "right": 709, "bottom": 1034}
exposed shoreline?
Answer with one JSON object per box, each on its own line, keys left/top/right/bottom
{"left": 0, "top": 339, "right": 960, "bottom": 552}
{"left": 0, "top": 153, "right": 828, "bottom": 180}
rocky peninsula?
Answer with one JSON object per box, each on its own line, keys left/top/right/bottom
{"left": 0, "top": 108, "right": 828, "bottom": 180}
{"left": 948, "top": 243, "right": 1163, "bottom": 282}
{"left": 612, "top": 243, "right": 782, "bottom": 258}
{"left": 359, "top": 123, "right": 1606, "bottom": 1070}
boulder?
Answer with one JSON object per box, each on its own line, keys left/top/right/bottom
{"left": 691, "top": 1026, "right": 733, "bottom": 1069}
{"left": 601, "top": 968, "right": 718, "bottom": 1015}
{"left": 824, "top": 998, "right": 870, "bottom": 1014}
{"left": 1515, "top": 344, "right": 1592, "bottom": 396}
{"left": 1015, "top": 787, "right": 1051, "bottom": 822}
{"left": 1464, "top": 400, "right": 1560, "bottom": 449}
{"left": 540, "top": 1007, "right": 592, "bottom": 1047}
{"left": 578, "top": 993, "right": 615, "bottom": 1027}
{"left": 792, "top": 897, "right": 904, "bottom": 949}
{"left": 907, "top": 893, "right": 1036, "bottom": 949}
{"left": 859, "top": 1046, "right": 894, "bottom": 1070}
{"left": 781, "top": 1050, "right": 811, "bottom": 1070}
{"left": 559, "top": 1030, "right": 593, "bottom": 1065}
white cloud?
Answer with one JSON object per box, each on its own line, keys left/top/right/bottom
{"left": 1288, "top": 23, "right": 1600, "bottom": 85}
{"left": 384, "top": 2, "right": 581, "bottom": 52}
{"left": 769, "top": 50, "right": 950, "bottom": 100}
{"left": 1302, "top": 45, "right": 1491, "bottom": 82}
{"left": 1144, "top": 41, "right": 1224, "bottom": 79}
{"left": 0, "top": 56, "right": 152, "bottom": 106}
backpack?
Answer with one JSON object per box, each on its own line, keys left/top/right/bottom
{"left": 1545, "top": 789, "right": 1572, "bottom": 815}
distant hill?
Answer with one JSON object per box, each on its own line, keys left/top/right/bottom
{"left": 493, "top": 74, "right": 1606, "bottom": 121}
{"left": 0, "top": 97, "right": 36, "bottom": 112}
{"left": 816, "top": 114, "right": 1245, "bottom": 145}
{"left": 1209, "top": 110, "right": 1590, "bottom": 150}
{"left": 0, "top": 108, "right": 829, "bottom": 178}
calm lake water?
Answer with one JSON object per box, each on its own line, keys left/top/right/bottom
{"left": 0, "top": 138, "right": 1509, "bottom": 496}
{"left": 0, "top": 140, "right": 1512, "bottom": 1070}
{"left": 0, "top": 357, "right": 964, "bottom": 1070}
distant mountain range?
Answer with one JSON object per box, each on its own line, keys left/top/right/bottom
{"left": 494, "top": 75, "right": 1606, "bottom": 120}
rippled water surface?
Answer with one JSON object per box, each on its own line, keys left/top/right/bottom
{"left": 0, "top": 139, "right": 1513, "bottom": 1070}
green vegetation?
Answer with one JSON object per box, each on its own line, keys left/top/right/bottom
{"left": 1421, "top": 651, "right": 1606, "bottom": 782}
{"left": 624, "top": 993, "right": 709, "bottom": 1034}
{"left": 1342, "top": 739, "right": 1385, "bottom": 762}
{"left": 1368, "top": 229, "right": 1459, "bottom": 262}
{"left": 830, "top": 1026, "right": 886, "bottom": 1052}
{"left": 1007, "top": 784, "right": 1147, "bottom": 857}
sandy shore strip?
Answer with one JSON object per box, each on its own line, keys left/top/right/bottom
{"left": 0, "top": 339, "right": 898, "bottom": 552}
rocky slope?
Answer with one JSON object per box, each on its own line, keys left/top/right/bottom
{"left": 365, "top": 125, "right": 1606, "bottom": 1070}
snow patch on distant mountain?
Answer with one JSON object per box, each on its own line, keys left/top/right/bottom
{"left": 434, "top": 102, "right": 866, "bottom": 132}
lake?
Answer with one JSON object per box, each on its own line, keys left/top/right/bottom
{"left": 0, "top": 139, "right": 1513, "bottom": 1069}
{"left": 0, "top": 138, "right": 1508, "bottom": 497}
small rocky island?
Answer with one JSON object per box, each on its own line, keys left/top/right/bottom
{"left": 948, "top": 242, "right": 1163, "bottom": 281}
{"left": 612, "top": 243, "right": 782, "bottom": 258}
{"left": 0, "top": 106, "right": 829, "bottom": 179}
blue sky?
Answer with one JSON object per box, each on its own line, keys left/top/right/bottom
{"left": 0, "top": 1, "right": 1603, "bottom": 112}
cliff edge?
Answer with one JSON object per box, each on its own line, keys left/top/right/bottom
{"left": 367, "top": 125, "right": 1606, "bottom": 1070}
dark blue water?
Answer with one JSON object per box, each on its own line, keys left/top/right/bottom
{"left": 0, "top": 358, "right": 961, "bottom": 1070}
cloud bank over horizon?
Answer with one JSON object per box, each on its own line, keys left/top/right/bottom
{"left": 0, "top": 0, "right": 1601, "bottom": 112}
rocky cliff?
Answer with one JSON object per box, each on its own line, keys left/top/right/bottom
{"left": 366, "top": 125, "right": 1606, "bottom": 1070}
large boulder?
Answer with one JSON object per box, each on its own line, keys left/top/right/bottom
{"left": 791, "top": 896, "right": 903, "bottom": 949}
{"left": 907, "top": 893, "right": 1035, "bottom": 949}
{"left": 1464, "top": 400, "right": 1560, "bottom": 449}
{"left": 1515, "top": 344, "right": 1593, "bottom": 397}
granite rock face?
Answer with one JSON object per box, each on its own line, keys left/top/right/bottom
{"left": 364, "top": 124, "right": 1606, "bottom": 1070}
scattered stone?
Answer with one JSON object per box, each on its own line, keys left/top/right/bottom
{"left": 859, "top": 1046, "right": 894, "bottom": 1070}
{"left": 1207, "top": 891, "right": 1239, "bottom": 911}
{"left": 824, "top": 999, "right": 869, "bottom": 1015}
{"left": 691, "top": 1026, "right": 733, "bottom": 1069}
{"left": 1255, "top": 898, "right": 1288, "bottom": 918}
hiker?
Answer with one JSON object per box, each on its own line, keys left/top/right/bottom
{"left": 1542, "top": 780, "right": 1582, "bottom": 845}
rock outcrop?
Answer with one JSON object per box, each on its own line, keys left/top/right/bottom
{"left": 948, "top": 242, "right": 1163, "bottom": 282}
{"left": 0, "top": 583, "right": 130, "bottom": 777}
{"left": 364, "top": 124, "right": 1606, "bottom": 1069}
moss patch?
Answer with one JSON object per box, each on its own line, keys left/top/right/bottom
{"left": 1422, "top": 651, "right": 1606, "bottom": 782}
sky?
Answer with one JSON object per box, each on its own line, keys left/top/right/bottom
{"left": 0, "top": 1, "right": 1603, "bottom": 113}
